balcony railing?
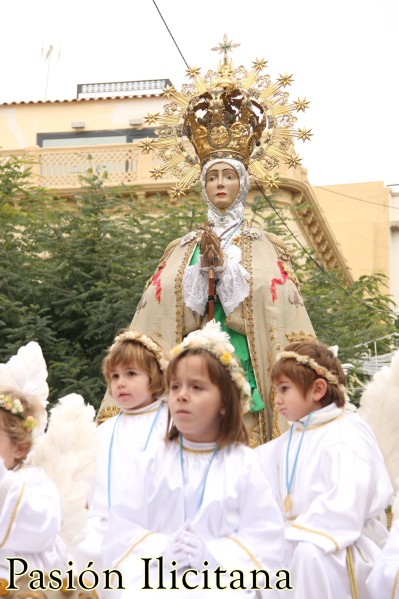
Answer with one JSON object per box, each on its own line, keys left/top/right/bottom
{"left": 0, "top": 142, "right": 305, "bottom": 193}
{"left": 0, "top": 143, "right": 175, "bottom": 192}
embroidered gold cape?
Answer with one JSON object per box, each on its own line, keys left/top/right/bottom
{"left": 98, "top": 222, "right": 316, "bottom": 443}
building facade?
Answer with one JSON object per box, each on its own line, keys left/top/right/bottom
{"left": 1, "top": 80, "right": 395, "bottom": 305}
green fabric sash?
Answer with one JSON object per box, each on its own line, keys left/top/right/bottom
{"left": 190, "top": 246, "right": 264, "bottom": 412}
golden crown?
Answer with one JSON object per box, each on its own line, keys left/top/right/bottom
{"left": 140, "top": 35, "right": 312, "bottom": 198}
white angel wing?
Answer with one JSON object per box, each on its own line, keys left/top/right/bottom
{"left": 0, "top": 341, "right": 49, "bottom": 435}
{"left": 0, "top": 341, "right": 49, "bottom": 406}
{"left": 358, "top": 349, "right": 399, "bottom": 518}
{"left": 31, "top": 393, "right": 99, "bottom": 547}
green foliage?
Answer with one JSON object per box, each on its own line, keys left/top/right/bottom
{"left": 0, "top": 159, "right": 205, "bottom": 409}
{"left": 250, "top": 193, "right": 398, "bottom": 403}
{"left": 0, "top": 160, "right": 397, "bottom": 410}
{"left": 0, "top": 156, "right": 36, "bottom": 201}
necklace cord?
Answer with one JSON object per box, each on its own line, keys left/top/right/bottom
{"left": 179, "top": 433, "right": 220, "bottom": 521}
{"left": 107, "top": 402, "right": 163, "bottom": 509}
{"left": 285, "top": 412, "right": 312, "bottom": 498}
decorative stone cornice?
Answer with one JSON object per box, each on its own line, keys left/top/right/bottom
{"left": 277, "top": 177, "right": 353, "bottom": 284}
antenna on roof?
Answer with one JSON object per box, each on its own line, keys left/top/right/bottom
{"left": 41, "top": 43, "right": 61, "bottom": 101}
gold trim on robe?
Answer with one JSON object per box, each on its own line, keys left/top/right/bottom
{"left": 0, "top": 483, "right": 25, "bottom": 548}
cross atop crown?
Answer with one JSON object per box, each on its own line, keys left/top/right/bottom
{"left": 211, "top": 34, "right": 240, "bottom": 64}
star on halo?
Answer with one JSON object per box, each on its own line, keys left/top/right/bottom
{"left": 150, "top": 167, "right": 166, "bottom": 180}
{"left": 297, "top": 128, "right": 313, "bottom": 142}
{"left": 139, "top": 139, "right": 155, "bottom": 154}
{"left": 277, "top": 73, "right": 294, "bottom": 87}
{"left": 294, "top": 98, "right": 310, "bottom": 112}
{"left": 170, "top": 184, "right": 187, "bottom": 199}
{"left": 162, "top": 85, "right": 176, "bottom": 98}
{"left": 265, "top": 173, "right": 280, "bottom": 190}
{"left": 252, "top": 58, "right": 268, "bottom": 71}
{"left": 144, "top": 113, "right": 160, "bottom": 125}
{"left": 286, "top": 153, "right": 302, "bottom": 169}
{"left": 186, "top": 66, "right": 201, "bottom": 79}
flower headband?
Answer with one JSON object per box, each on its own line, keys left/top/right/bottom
{"left": 0, "top": 394, "right": 37, "bottom": 432}
{"left": 171, "top": 320, "right": 251, "bottom": 413}
{"left": 109, "top": 330, "right": 169, "bottom": 372}
{"left": 276, "top": 351, "right": 345, "bottom": 390}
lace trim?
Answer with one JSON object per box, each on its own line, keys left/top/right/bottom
{"left": 183, "top": 260, "right": 250, "bottom": 317}
{"left": 183, "top": 263, "right": 208, "bottom": 316}
{"left": 217, "top": 262, "right": 249, "bottom": 316}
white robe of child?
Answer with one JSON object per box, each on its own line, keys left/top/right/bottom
{"left": 103, "top": 438, "right": 286, "bottom": 599}
{"left": 72, "top": 398, "right": 168, "bottom": 575}
{"left": 366, "top": 517, "right": 399, "bottom": 598}
{"left": 257, "top": 404, "right": 393, "bottom": 599}
{"left": 0, "top": 462, "right": 66, "bottom": 582}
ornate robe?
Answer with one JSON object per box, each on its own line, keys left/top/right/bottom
{"left": 98, "top": 222, "right": 315, "bottom": 442}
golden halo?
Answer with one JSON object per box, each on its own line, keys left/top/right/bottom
{"left": 140, "top": 34, "right": 311, "bottom": 198}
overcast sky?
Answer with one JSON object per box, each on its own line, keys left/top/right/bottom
{"left": 1, "top": 0, "right": 398, "bottom": 187}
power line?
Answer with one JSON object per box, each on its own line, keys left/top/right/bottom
{"left": 315, "top": 185, "right": 399, "bottom": 210}
{"left": 152, "top": 0, "right": 189, "bottom": 69}
{"left": 254, "top": 182, "right": 395, "bottom": 318}
{"left": 148, "top": 3, "right": 394, "bottom": 320}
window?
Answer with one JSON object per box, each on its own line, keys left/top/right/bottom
{"left": 37, "top": 128, "right": 155, "bottom": 148}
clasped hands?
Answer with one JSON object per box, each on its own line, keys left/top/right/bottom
{"left": 164, "top": 521, "right": 206, "bottom": 570}
{"left": 200, "top": 228, "right": 224, "bottom": 269}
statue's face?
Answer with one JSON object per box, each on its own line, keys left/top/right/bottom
{"left": 205, "top": 162, "right": 240, "bottom": 210}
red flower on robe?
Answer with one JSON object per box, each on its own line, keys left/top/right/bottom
{"left": 152, "top": 263, "right": 166, "bottom": 303}
{"left": 270, "top": 260, "right": 289, "bottom": 303}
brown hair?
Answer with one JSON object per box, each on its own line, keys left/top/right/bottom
{"left": 271, "top": 342, "right": 346, "bottom": 408}
{"left": 0, "top": 387, "right": 44, "bottom": 464}
{"left": 102, "top": 331, "right": 166, "bottom": 400}
{"left": 165, "top": 347, "right": 248, "bottom": 447}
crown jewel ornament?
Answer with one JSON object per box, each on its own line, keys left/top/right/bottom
{"left": 141, "top": 34, "right": 311, "bottom": 198}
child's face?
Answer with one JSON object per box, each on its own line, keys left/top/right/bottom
{"left": 0, "top": 427, "right": 24, "bottom": 469}
{"left": 168, "top": 355, "right": 224, "bottom": 443}
{"left": 110, "top": 363, "right": 153, "bottom": 410}
{"left": 273, "top": 375, "right": 322, "bottom": 422}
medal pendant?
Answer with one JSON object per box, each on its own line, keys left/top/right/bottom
{"left": 283, "top": 494, "right": 293, "bottom": 513}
